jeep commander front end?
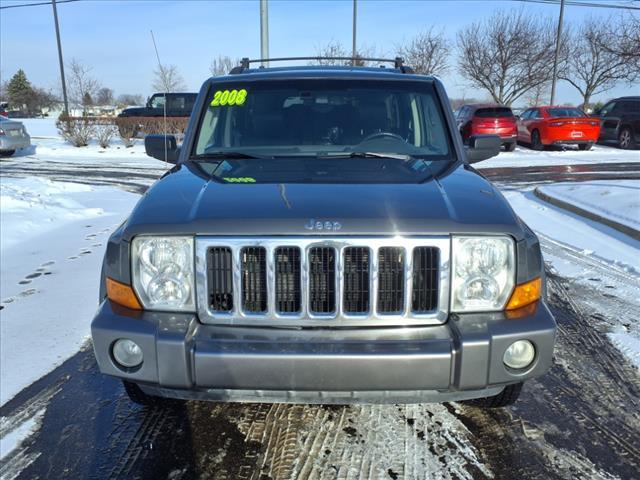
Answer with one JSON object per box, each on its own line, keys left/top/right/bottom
{"left": 91, "top": 61, "right": 556, "bottom": 407}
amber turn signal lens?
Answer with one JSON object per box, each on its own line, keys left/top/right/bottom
{"left": 506, "top": 277, "right": 542, "bottom": 311}
{"left": 106, "top": 277, "right": 142, "bottom": 310}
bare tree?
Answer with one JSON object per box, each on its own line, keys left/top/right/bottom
{"left": 599, "top": 14, "right": 640, "bottom": 75}
{"left": 67, "top": 59, "right": 100, "bottom": 112}
{"left": 457, "top": 10, "right": 557, "bottom": 105}
{"left": 560, "top": 18, "right": 637, "bottom": 109}
{"left": 116, "top": 93, "right": 144, "bottom": 107}
{"left": 525, "top": 82, "right": 550, "bottom": 107}
{"left": 95, "top": 87, "right": 114, "bottom": 106}
{"left": 395, "top": 28, "right": 450, "bottom": 75}
{"left": 210, "top": 55, "right": 238, "bottom": 76}
{"left": 152, "top": 64, "right": 186, "bottom": 92}
{"left": 313, "top": 40, "right": 377, "bottom": 66}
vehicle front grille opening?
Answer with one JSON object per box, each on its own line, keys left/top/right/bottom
{"left": 411, "top": 247, "right": 439, "bottom": 312}
{"left": 377, "top": 247, "right": 405, "bottom": 313}
{"left": 275, "top": 247, "right": 301, "bottom": 313}
{"left": 209, "top": 247, "right": 233, "bottom": 312}
{"left": 241, "top": 247, "right": 267, "bottom": 313}
{"left": 309, "top": 247, "right": 336, "bottom": 313}
{"left": 343, "top": 247, "right": 370, "bottom": 313}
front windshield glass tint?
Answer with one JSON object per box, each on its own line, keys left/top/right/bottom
{"left": 193, "top": 79, "right": 452, "bottom": 159}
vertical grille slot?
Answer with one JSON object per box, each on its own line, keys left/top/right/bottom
{"left": 208, "top": 247, "right": 233, "bottom": 312}
{"left": 343, "top": 247, "right": 370, "bottom": 313}
{"left": 308, "top": 247, "right": 336, "bottom": 313}
{"left": 412, "top": 247, "right": 439, "bottom": 312}
{"left": 275, "top": 247, "right": 301, "bottom": 313}
{"left": 377, "top": 247, "right": 405, "bottom": 313}
{"left": 241, "top": 247, "right": 267, "bottom": 313}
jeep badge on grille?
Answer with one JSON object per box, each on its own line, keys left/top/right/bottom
{"left": 305, "top": 219, "right": 342, "bottom": 231}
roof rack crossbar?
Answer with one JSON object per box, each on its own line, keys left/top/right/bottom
{"left": 238, "top": 56, "right": 405, "bottom": 69}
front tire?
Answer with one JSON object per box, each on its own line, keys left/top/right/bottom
{"left": 530, "top": 130, "right": 543, "bottom": 151}
{"left": 618, "top": 127, "right": 635, "bottom": 149}
{"left": 0, "top": 150, "right": 16, "bottom": 157}
{"left": 122, "top": 380, "right": 182, "bottom": 407}
{"left": 461, "top": 382, "right": 523, "bottom": 408}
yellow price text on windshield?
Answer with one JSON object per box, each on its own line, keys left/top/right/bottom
{"left": 211, "top": 89, "right": 248, "bottom": 107}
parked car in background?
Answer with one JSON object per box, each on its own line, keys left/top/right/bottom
{"left": 517, "top": 106, "right": 600, "bottom": 150}
{"left": 0, "top": 117, "right": 31, "bottom": 156}
{"left": 455, "top": 104, "right": 518, "bottom": 151}
{"left": 117, "top": 92, "right": 197, "bottom": 119}
{"left": 593, "top": 96, "right": 640, "bottom": 150}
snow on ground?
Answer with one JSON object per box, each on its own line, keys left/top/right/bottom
{"left": 0, "top": 177, "right": 140, "bottom": 406}
{"left": 20, "top": 118, "right": 60, "bottom": 139}
{"left": 476, "top": 144, "right": 640, "bottom": 168}
{"left": 537, "top": 180, "right": 640, "bottom": 232}
{"left": 505, "top": 189, "right": 640, "bottom": 368}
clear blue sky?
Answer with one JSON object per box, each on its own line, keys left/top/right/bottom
{"left": 0, "top": 0, "right": 637, "bottom": 106}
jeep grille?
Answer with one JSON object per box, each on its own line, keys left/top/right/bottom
{"left": 196, "top": 237, "right": 450, "bottom": 327}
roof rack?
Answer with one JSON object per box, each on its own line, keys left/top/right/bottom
{"left": 229, "top": 56, "right": 413, "bottom": 74}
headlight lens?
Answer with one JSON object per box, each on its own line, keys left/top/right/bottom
{"left": 131, "top": 236, "right": 195, "bottom": 311}
{"left": 452, "top": 236, "right": 515, "bottom": 312}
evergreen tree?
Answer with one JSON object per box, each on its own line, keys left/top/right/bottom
{"left": 82, "top": 92, "right": 93, "bottom": 108}
{"left": 7, "top": 69, "right": 34, "bottom": 111}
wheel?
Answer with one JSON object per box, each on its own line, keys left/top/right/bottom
{"left": 122, "top": 380, "right": 182, "bottom": 407}
{"left": 618, "top": 127, "right": 635, "bottom": 149}
{"left": 578, "top": 142, "right": 593, "bottom": 151}
{"left": 530, "top": 130, "right": 543, "bottom": 151}
{"left": 461, "top": 382, "right": 523, "bottom": 408}
{"left": 0, "top": 150, "right": 16, "bottom": 157}
{"left": 505, "top": 142, "right": 516, "bottom": 152}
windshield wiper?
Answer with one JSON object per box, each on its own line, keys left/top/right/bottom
{"left": 319, "top": 151, "right": 412, "bottom": 160}
{"left": 191, "top": 151, "right": 267, "bottom": 160}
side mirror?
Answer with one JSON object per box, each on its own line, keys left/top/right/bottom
{"left": 145, "top": 134, "right": 180, "bottom": 163}
{"left": 465, "top": 134, "right": 501, "bottom": 164}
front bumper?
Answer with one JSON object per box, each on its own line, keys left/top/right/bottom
{"left": 0, "top": 134, "right": 30, "bottom": 151}
{"left": 91, "top": 300, "right": 556, "bottom": 404}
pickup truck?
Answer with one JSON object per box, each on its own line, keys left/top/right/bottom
{"left": 117, "top": 92, "right": 197, "bottom": 118}
{"left": 92, "top": 59, "right": 556, "bottom": 408}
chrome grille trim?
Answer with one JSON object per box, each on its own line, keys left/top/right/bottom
{"left": 195, "top": 237, "right": 450, "bottom": 327}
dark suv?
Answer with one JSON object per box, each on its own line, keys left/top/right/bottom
{"left": 91, "top": 58, "right": 556, "bottom": 408}
{"left": 118, "top": 92, "right": 197, "bottom": 118}
{"left": 594, "top": 96, "right": 640, "bottom": 149}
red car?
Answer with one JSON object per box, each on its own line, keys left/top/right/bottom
{"left": 517, "top": 106, "right": 601, "bottom": 150}
{"left": 455, "top": 104, "right": 518, "bottom": 151}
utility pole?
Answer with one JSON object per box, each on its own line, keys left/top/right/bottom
{"left": 51, "top": 0, "right": 69, "bottom": 115}
{"left": 260, "top": 0, "right": 269, "bottom": 67}
{"left": 352, "top": 0, "right": 357, "bottom": 65}
{"left": 550, "top": 0, "right": 565, "bottom": 106}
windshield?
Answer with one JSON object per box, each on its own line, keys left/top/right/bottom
{"left": 191, "top": 79, "right": 453, "bottom": 184}
{"left": 547, "top": 108, "right": 586, "bottom": 118}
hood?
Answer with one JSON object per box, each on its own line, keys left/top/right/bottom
{"left": 119, "top": 107, "right": 148, "bottom": 117}
{"left": 123, "top": 163, "right": 523, "bottom": 240}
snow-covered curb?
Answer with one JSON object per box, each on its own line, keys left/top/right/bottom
{"left": 0, "top": 178, "right": 140, "bottom": 406}
{"left": 534, "top": 181, "right": 640, "bottom": 241}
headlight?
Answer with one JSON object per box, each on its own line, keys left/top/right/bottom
{"left": 131, "top": 236, "right": 195, "bottom": 311}
{"left": 451, "top": 236, "right": 515, "bottom": 312}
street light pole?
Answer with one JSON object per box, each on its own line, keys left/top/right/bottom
{"left": 352, "top": 0, "right": 357, "bottom": 65}
{"left": 51, "top": 0, "right": 69, "bottom": 116}
{"left": 550, "top": 0, "right": 565, "bottom": 106}
{"left": 260, "top": 0, "right": 269, "bottom": 67}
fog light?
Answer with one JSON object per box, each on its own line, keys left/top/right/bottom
{"left": 503, "top": 340, "right": 535, "bottom": 370}
{"left": 112, "top": 339, "right": 143, "bottom": 368}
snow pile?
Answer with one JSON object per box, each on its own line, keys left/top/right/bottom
{"left": 608, "top": 329, "right": 640, "bottom": 370}
{"left": 477, "top": 144, "right": 640, "bottom": 169}
{"left": 0, "top": 177, "right": 140, "bottom": 406}
{"left": 1, "top": 178, "right": 104, "bottom": 250}
{"left": 20, "top": 118, "right": 60, "bottom": 139}
{"left": 537, "top": 180, "right": 640, "bottom": 232}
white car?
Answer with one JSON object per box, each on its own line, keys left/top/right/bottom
{"left": 0, "top": 117, "right": 31, "bottom": 156}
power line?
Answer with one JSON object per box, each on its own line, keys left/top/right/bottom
{"left": 0, "top": 0, "right": 80, "bottom": 10}
{"left": 512, "top": 0, "right": 640, "bottom": 10}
